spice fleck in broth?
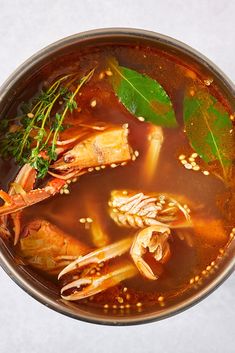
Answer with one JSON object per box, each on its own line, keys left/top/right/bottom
{"left": 0, "top": 43, "right": 234, "bottom": 315}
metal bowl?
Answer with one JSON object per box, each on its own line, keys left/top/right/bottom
{"left": 0, "top": 28, "right": 234, "bottom": 326}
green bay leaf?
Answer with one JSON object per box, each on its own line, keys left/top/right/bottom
{"left": 183, "top": 86, "right": 234, "bottom": 179}
{"left": 108, "top": 58, "right": 177, "bottom": 128}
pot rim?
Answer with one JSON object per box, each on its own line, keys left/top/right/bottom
{"left": 0, "top": 27, "right": 234, "bottom": 326}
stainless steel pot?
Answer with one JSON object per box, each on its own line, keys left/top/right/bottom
{"left": 0, "top": 28, "right": 234, "bottom": 325}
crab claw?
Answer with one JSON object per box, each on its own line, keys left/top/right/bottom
{"left": 58, "top": 237, "right": 136, "bottom": 300}
{"left": 60, "top": 261, "right": 136, "bottom": 301}
{"left": 130, "top": 225, "right": 171, "bottom": 280}
{"left": 58, "top": 237, "right": 132, "bottom": 279}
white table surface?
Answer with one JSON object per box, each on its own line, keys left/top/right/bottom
{"left": 0, "top": 1, "right": 234, "bottom": 352}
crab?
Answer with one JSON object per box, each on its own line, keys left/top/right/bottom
{"left": 108, "top": 189, "right": 196, "bottom": 278}
{"left": 0, "top": 122, "right": 133, "bottom": 243}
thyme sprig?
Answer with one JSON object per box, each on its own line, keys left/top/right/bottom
{"left": 0, "top": 69, "right": 95, "bottom": 178}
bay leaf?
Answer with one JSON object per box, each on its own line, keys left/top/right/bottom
{"left": 183, "top": 85, "right": 234, "bottom": 179}
{"left": 108, "top": 58, "right": 177, "bottom": 128}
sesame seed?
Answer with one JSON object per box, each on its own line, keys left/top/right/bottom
{"left": 191, "top": 161, "right": 197, "bottom": 167}
{"left": 60, "top": 189, "right": 64, "bottom": 194}
{"left": 72, "top": 178, "right": 78, "bottom": 183}
{"left": 185, "top": 163, "right": 192, "bottom": 170}
{"left": 181, "top": 159, "right": 187, "bottom": 165}
{"left": 90, "top": 99, "right": 97, "bottom": 108}
{"left": 79, "top": 218, "right": 86, "bottom": 223}
{"left": 219, "top": 248, "right": 224, "bottom": 255}
{"left": 137, "top": 116, "right": 145, "bottom": 122}
{"left": 112, "top": 305, "right": 117, "bottom": 309}
{"left": 132, "top": 155, "right": 136, "bottom": 161}
{"left": 125, "top": 304, "right": 130, "bottom": 308}
{"left": 202, "top": 270, "right": 207, "bottom": 275}
{"left": 117, "top": 297, "right": 124, "bottom": 304}
{"left": 206, "top": 265, "right": 211, "bottom": 271}
{"left": 86, "top": 218, "right": 93, "bottom": 223}
{"left": 63, "top": 189, "right": 70, "bottom": 195}
{"left": 191, "top": 153, "right": 198, "bottom": 158}
{"left": 111, "top": 163, "right": 117, "bottom": 168}
{"left": 122, "top": 123, "right": 129, "bottom": 129}
{"left": 104, "top": 304, "right": 109, "bottom": 309}
{"left": 88, "top": 167, "right": 94, "bottom": 172}
{"left": 134, "top": 150, "right": 139, "bottom": 157}
{"left": 189, "top": 157, "right": 195, "bottom": 162}
{"left": 126, "top": 294, "right": 131, "bottom": 300}
{"left": 123, "top": 287, "right": 128, "bottom": 292}
{"left": 122, "top": 190, "right": 128, "bottom": 195}
{"left": 95, "top": 166, "right": 101, "bottom": 171}
{"left": 232, "top": 228, "right": 235, "bottom": 234}
{"left": 230, "top": 114, "right": 234, "bottom": 121}
{"left": 99, "top": 72, "right": 105, "bottom": 80}
{"left": 158, "top": 296, "right": 164, "bottom": 302}
{"left": 193, "top": 165, "right": 200, "bottom": 171}
{"left": 195, "top": 275, "right": 199, "bottom": 282}
{"left": 204, "top": 78, "right": 213, "bottom": 86}
{"left": 211, "top": 261, "right": 215, "bottom": 266}
{"left": 27, "top": 112, "right": 34, "bottom": 118}
{"left": 203, "top": 171, "right": 210, "bottom": 175}
{"left": 189, "top": 278, "right": 194, "bottom": 284}
{"left": 179, "top": 154, "right": 186, "bottom": 160}
{"left": 119, "top": 305, "right": 125, "bottom": 309}
{"left": 101, "top": 165, "right": 106, "bottom": 169}
{"left": 121, "top": 162, "right": 127, "bottom": 166}
{"left": 105, "top": 70, "right": 113, "bottom": 76}
{"left": 136, "top": 302, "right": 142, "bottom": 307}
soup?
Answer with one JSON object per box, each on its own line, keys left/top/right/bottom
{"left": 0, "top": 42, "right": 234, "bottom": 316}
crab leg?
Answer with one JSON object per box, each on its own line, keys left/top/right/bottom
{"left": 142, "top": 126, "right": 164, "bottom": 184}
{"left": 0, "top": 164, "right": 37, "bottom": 243}
{"left": 0, "top": 178, "right": 66, "bottom": 216}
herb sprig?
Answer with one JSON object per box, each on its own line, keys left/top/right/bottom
{"left": 0, "top": 69, "right": 95, "bottom": 178}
